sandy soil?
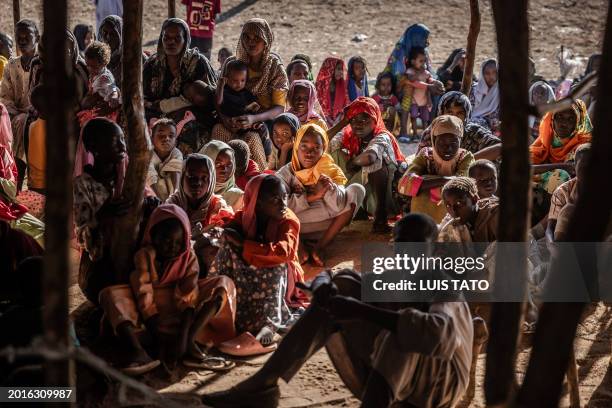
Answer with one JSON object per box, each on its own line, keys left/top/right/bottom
{"left": 2, "top": 0, "right": 611, "bottom": 407}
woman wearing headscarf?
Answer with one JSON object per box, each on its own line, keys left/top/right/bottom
{"left": 200, "top": 140, "right": 244, "bottom": 211}
{"left": 528, "top": 81, "right": 555, "bottom": 141}
{"left": 98, "top": 15, "right": 124, "bottom": 89}
{"left": 384, "top": 24, "right": 431, "bottom": 82}
{"left": 210, "top": 174, "right": 309, "bottom": 344}
{"left": 437, "top": 48, "right": 466, "bottom": 92}
{"left": 418, "top": 91, "right": 501, "bottom": 161}
{"left": 329, "top": 97, "right": 406, "bottom": 233}
{"left": 530, "top": 100, "right": 592, "bottom": 223}
{"left": 213, "top": 18, "right": 288, "bottom": 170}
{"left": 315, "top": 57, "right": 350, "bottom": 127}
{"left": 276, "top": 123, "right": 365, "bottom": 266}
{"left": 470, "top": 59, "right": 500, "bottom": 132}
{"left": 143, "top": 18, "right": 218, "bottom": 124}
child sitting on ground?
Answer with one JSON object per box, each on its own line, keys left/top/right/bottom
{"left": 78, "top": 41, "right": 120, "bottom": 124}
{"left": 268, "top": 113, "right": 300, "bottom": 171}
{"left": 399, "top": 47, "right": 442, "bottom": 142}
{"left": 347, "top": 56, "right": 369, "bottom": 101}
{"left": 228, "top": 139, "right": 261, "bottom": 190}
{"left": 276, "top": 123, "right": 365, "bottom": 266}
{"left": 468, "top": 159, "right": 498, "bottom": 200}
{"left": 372, "top": 72, "right": 400, "bottom": 133}
{"left": 99, "top": 204, "right": 236, "bottom": 374}
{"left": 146, "top": 118, "right": 183, "bottom": 202}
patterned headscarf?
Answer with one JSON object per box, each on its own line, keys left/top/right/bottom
{"left": 438, "top": 91, "right": 472, "bottom": 122}
{"left": 166, "top": 154, "right": 216, "bottom": 227}
{"left": 341, "top": 96, "right": 405, "bottom": 163}
{"left": 223, "top": 18, "right": 288, "bottom": 101}
{"left": 146, "top": 18, "right": 217, "bottom": 98}
{"left": 316, "top": 57, "right": 350, "bottom": 122}
{"left": 530, "top": 99, "right": 592, "bottom": 164}
{"left": 291, "top": 123, "right": 347, "bottom": 186}
{"left": 288, "top": 80, "right": 323, "bottom": 125}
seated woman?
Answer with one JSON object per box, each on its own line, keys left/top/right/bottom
{"left": 73, "top": 118, "right": 129, "bottom": 303}
{"left": 143, "top": 18, "right": 217, "bottom": 148}
{"left": 399, "top": 115, "right": 474, "bottom": 223}
{"left": 213, "top": 18, "right": 289, "bottom": 170}
{"left": 268, "top": 112, "right": 300, "bottom": 171}
{"left": 287, "top": 80, "right": 328, "bottom": 130}
{"left": 418, "top": 91, "right": 501, "bottom": 161}
{"left": 329, "top": 97, "right": 406, "bottom": 233}
{"left": 436, "top": 48, "right": 466, "bottom": 92}
{"left": 99, "top": 204, "right": 236, "bottom": 375}
{"left": 470, "top": 59, "right": 500, "bottom": 133}
{"left": 210, "top": 174, "right": 309, "bottom": 345}
{"left": 276, "top": 123, "right": 365, "bottom": 266}
{"left": 530, "top": 99, "right": 592, "bottom": 224}
{"left": 200, "top": 140, "right": 244, "bottom": 211}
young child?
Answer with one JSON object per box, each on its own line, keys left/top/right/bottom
{"left": 146, "top": 118, "right": 183, "bottom": 202}
{"left": 399, "top": 47, "right": 437, "bottom": 142}
{"left": 217, "top": 47, "right": 232, "bottom": 73}
{"left": 468, "top": 159, "right": 498, "bottom": 199}
{"left": 287, "top": 80, "right": 327, "bottom": 129}
{"left": 347, "top": 56, "right": 369, "bottom": 101}
{"left": 201, "top": 140, "right": 245, "bottom": 211}
{"left": 216, "top": 59, "right": 260, "bottom": 131}
{"left": 99, "top": 204, "right": 236, "bottom": 374}
{"left": 0, "top": 32, "right": 13, "bottom": 82}
{"left": 528, "top": 81, "right": 555, "bottom": 141}
{"left": 78, "top": 41, "right": 120, "bottom": 124}
{"left": 315, "top": 57, "right": 350, "bottom": 127}
{"left": 73, "top": 24, "right": 95, "bottom": 57}
{"left": 372, "top": 72, "right": 400, "bottom": 133}
{"left": 268, "top": 112, "right": 300, "bottom": 171}
{"left": 228, "top": 139, "right": 261, "bottom": 190}
{"left": 26, "top": 85, "right": 46, "bottom": 194}
{"left": 276, "top": 123, "right": 365, "bottom": 266}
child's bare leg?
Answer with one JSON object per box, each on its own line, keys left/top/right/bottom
{"left": 185, "top": 292, "right": 225, "bottom": 360}
{"left": 360, "top": 370, "right": 393, "bottom": 408}
{"left": 116, "top": 321, "right": 154, "bottom": 366}
{"left": 400, "top": 110, "right": 409, "bottom": 136}
{"left": 410, "top": 117, "right": 418, "bottom": 138}
{"left": 311, "top": 205, "right": 356, "bottom": 266}
{"left": 369, "top": 167, "right": 390, "bottom": 232}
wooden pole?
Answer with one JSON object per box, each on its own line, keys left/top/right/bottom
{"left": 484, "top": 0, "right": 530, "bottom": 405}
{"left": 42, "top": 0, "right": 75, "bottom": 392}
{"left": 461, "top": 0, "right": 481, "bottom": 96}
{"left": 111, "top": 0, "right": 152, "bottom": 280}
{"left": 517, "top": 2, "right": 612, "bottom": 405}
{"left": 168, "top": 0, "right": 176, "bottom": 18}
{"left": 13, "top": 0, "right": 20, "bottom": 28}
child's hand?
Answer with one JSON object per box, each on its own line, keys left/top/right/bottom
{"left": 318, "top": 174, "right": 334, "bottom": 192}
{"left": 236, "top": 114, "right": 256, "bottom": 129}
{"left": 346, "top": 158, "right": 361, "bottom": 173}
{"left": 280, "top": 141, "right": 294, "bottom": 153}
{"left": 292, "top": 183, "right": 305, "bottom": 195}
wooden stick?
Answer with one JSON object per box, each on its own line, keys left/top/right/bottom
{"left": 168, "top": 0, "right": 176, "bottom": 18}
{"left": 111, "top": 0, "right": 152, "bottom": 280}
{"left": 13, "top": 0, "right": 20, "bottom": 28}
{"left": 484, "top": 0, "right": 530, "bottom": 405}
{"left": 461, "top": 0, "right": 481, "bottom": 96}
{"left": 529, "top": 72, "right": 598, "bottom": 117}
{"left": 517, "top": 3, "right": 612, "bottom": 406}
{"left": 42, "top": 0, "right": 75, "bottom": 392}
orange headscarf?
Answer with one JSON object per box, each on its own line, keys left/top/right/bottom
{"left": 530, "top": 99, "right": 592, "bottom": 164}
{"left": 341, "top": 96, "right": 406, "bottom": 163}
{"left": 291, "top": 123, "right": 347, "bottom": 186}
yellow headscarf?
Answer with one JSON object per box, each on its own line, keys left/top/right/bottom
{"left": 291, "top": 123, "right": 347, "bottom": 186}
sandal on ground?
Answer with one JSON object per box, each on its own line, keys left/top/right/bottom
{"left": 183, "top": 355, "right": 235, "bottom": 371}
{"left": 120, "top": 359, "right": 160, "bottom": 376}
{"left": 397, "top": 135, "right": 411, "bottom": 144}
{"left": 202, "top": 384, "right": 280, "bottom": 408}
{"left": 217, "top": 332, "right": 277, "bottom": 357}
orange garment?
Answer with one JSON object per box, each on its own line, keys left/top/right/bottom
{"left": 27, "top": 118, "right": 46, "bottom": 190}
{"left": 530, "top": 99, "right": 592, "bottom": 164}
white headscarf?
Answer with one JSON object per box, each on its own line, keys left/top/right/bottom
{"left": 471, "top": 59, "right": 499, "bottom": 119}
{"left": 528, "top": 81, "right": 555, "bottom": 128}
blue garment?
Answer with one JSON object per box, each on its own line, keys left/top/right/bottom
{"left": 384, "top": 24, "right": 431, "bottom": 80}
{"left": 347, "top": 57, "right": 369, "bottom": 101}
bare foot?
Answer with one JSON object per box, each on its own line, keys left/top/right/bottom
{"left": 185, "top": 341, "right": 205, "bottom": 361}
{"left": 298, "top": 241, "right": 311, "bottom": 264}
{"left": 310, "top": 247, "right": 325, "bottom": 267}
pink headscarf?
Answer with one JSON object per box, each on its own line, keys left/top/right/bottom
{"left": 241, "top": 174, "right": 268, "bottom": 240}
{"left": 141, "top": 203, "right": 193, "bottom": 285}
{"left": 0, "top": 103, "right": 17, "bottom": 183}
{"left": 288, "top": 79, "right": 323, "bottom": 125}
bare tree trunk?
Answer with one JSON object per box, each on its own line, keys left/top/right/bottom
{"left": 461, "top": 0, "right": 480, "bottom": 96}
{"left": 168, "top": 0, "right": 176, "bottom": 18}
{"left": 42, "top": 0, "right": 75, "bottom": 393}
{"left": 110, "top": 0, "right": 152, "bottom": 281}
{"left": 13, "top": 0, "right": 20, "bottom": 28}
{"left": 484, "top": 0, "right": 530, "bottom": 405}
{"left": 517, "top": 2, "right": 612, "bottom": 406}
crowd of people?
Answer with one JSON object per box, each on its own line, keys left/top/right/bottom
{"left": 0, "top": 9, "right": 603, "bottom": 408}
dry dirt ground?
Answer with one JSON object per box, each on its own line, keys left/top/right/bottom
{"left": 2, "top": 0, "right": 611, "bottom": 407}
